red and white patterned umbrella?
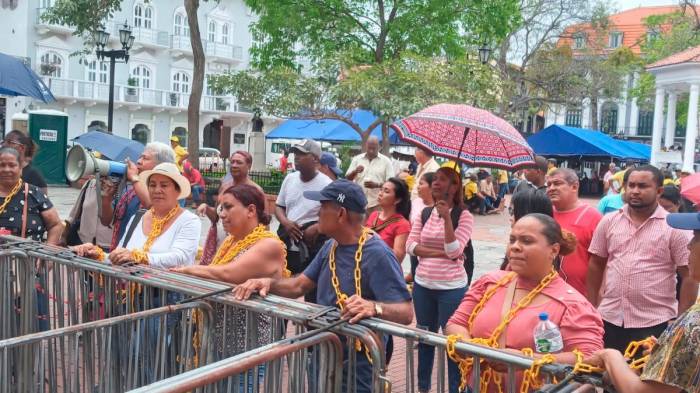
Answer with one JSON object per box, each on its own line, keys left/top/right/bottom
{"left": 391, "top": 103, "right": 535, "bottom": 169}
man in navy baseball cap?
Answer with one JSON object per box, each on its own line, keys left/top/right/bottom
{"left": 319, "top": 152, "right": 343, "bottom": 180}
{"left": 303, "top": 179, "right": 366, "bottom": 214}
{"left": 233, "top": 178, "right": 413, "bottom": 393}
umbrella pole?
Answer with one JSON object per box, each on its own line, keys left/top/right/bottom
{"left": 457, "top": 127, "right": 470, "bottom": 173}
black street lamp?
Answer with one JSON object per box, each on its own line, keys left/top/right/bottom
{"left": 95, "top": 21, "right": 134, "bottom": 133}
{"left": 478, "top": 43, "right": 491, "bottom": 65}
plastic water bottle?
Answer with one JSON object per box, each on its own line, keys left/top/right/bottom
{"left": 533, "top": 312, "right": 563, "bottom": 353}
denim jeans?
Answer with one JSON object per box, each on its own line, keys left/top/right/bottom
{"left": 497, "top": 182, "right": 508, "bottom": 200}
{"left": 191, "top": 185, "right": 204, "bottom": 204}
{"left": 413, "top": 282, "right": 467, "bottom": 393}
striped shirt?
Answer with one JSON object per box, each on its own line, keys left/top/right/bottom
{"left": 406, "top": 208, "right": 473, "bottom": 289}
{"left": 588, "top": 204, "right": 691, "bottom": 328}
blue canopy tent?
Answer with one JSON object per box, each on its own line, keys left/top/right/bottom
{"left": 526, "top": 125, "right": 649, "bottom": 161}
{"left": 266, "top": 109, "right": 408, "bottom": 144}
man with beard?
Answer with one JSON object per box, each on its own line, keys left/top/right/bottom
{"left": 547, "top": 168, "right": 602, "bottom": 296}
{"left": 587, "top": 165, "right": 698, "bottom": 352}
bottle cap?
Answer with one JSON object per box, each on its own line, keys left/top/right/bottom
{"left": 538, "top": 312, "right": 549, "bottom": 321}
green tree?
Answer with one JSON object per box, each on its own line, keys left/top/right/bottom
{"left": 41, "top": 0, "right": 206, "bottom": 165}
{"left": 244, "top": 0, "right": 521, "bottom": 69}
{"left": 210, "top": 54, "right": 502, "bottom": 150}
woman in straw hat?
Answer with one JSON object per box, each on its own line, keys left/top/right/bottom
{"left": 73, "top": 162, "right": 201, "bottom": 268}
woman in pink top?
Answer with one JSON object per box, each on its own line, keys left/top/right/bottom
{"left": 446, "top": 213, "right": 604, "bottom": 392}
{"left": 365, "top": 177, "right": 412, "bottom": 262}
{"left": 406, "top": 166, "right": 474, "bottom": 393}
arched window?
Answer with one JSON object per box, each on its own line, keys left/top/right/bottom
{"left": 131, "top": 123, "right": 150, "bottom": 145}
{"left": 174, "top": 12, "right": 189, "bottom": 36}
{"left": 134, "top": 3, "right": 153, "bottom": 29}
{"left": 221, "top": 23, "right": 229, "bottom": 44}
{"left": 600, "top": 102, "right": 619, "bottom": 134}
{"left": 131, "top": 65, "right": 151, "bottom": 89}
{"left": 40, "top": 52, "right": 63, "bottom": 77}
{"left": 208, "top": 20, "right": 216, "bottom": 42}
{"left": 172, "top": 71, "right": 190, "bottom": 94}
{"left": 86, "top": 60, "right": 108, "bottom": 83}
{"left": 172, "top": 127, "right": 187, "bottom": 148}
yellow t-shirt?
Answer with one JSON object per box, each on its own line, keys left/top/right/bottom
{"left": 547, "top": 166, "right": 557, "bottom": 176}
{"left": 173, "top": 145, "right": 188, "bottom": 172}
{"left": 497, "top": 169, "right": 508, "bottom": 184}
{"left": 464, "top": 181, "right": 478, "bottom": 199}
{"left": 663, "top": 178, "right": 676, "bottom": 187}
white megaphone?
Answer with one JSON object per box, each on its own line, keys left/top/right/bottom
{"left": 65, "top": 145, "right": 127, "bottom": 182}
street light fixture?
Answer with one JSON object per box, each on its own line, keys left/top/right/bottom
{"left": 94, "top": 20, "right": 133, "bottom": 133}
{"left": 478, "top": 43, "right": 491, "bottom": 65}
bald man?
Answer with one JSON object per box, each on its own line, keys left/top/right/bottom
{"left": 346, "top": 136, "right": 394, "bottom": 212}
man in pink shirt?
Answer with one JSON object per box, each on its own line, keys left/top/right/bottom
{"left": 587, "top": 165, "right": 698, "bottom": 352}
{"left": 547, "top": 168, "right": 602, "bottom": 296}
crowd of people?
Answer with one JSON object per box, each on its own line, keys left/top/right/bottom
{"left": 4, "top": 127, "right": 699, "bottom": 393}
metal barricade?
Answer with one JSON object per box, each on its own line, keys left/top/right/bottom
{"left": 129, "top": 330, "right": 344, "bottom": 393}
{"left": 0, "top": 237, "right": 607, "bottom": 393}
{"left": 0, "top": 301, "right": 213, "bottom": 393}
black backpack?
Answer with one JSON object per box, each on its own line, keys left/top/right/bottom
{"left": 420, "top": 206, "right": 474, "bottom": 287}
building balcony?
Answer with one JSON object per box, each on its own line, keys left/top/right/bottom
{"left": 35, "top": 7, "right": 74, "bottom": 34}
{"left": 204, "top": 41, "right": 243, "bottom": 63}
{"left": 41, "top": 76, "right": 238, "bottom": 114}
{"left": 170, "top": 35, "right": 192, "bottom": 56}
{"left": 106, "top": 21, "right": 168, "bottom": 49}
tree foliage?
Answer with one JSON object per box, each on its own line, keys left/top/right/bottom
{"left": 210, "top": 54, "right": 502, "bottom": 147}
{"left": 244, "top": 0, "right": 521, "bottom": 69}
{"left": 41, "top": 0, "right": 205, "bottom": 164}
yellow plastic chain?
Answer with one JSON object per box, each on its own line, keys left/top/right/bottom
{"left": 130, "top": 206, "right": 181, "bottom": 264}
{"left": 446, "top": 269, "right": 559, "bottom": 392}
{"left": 329, "top": 227, "right": 372, "bottom": 360}
{"left": 209, "top": 224, "right": 291, "bottom": 277}
{"left": 0, "top": 179, "right": 23, "bottom": 216}
{"left": 520, "top": 348, "right": 557, "bottom": 393}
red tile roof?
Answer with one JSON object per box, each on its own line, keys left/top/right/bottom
{"left": 558, "top": 5, "right": 697, "bottom": 55}
{"left": 647, "top": 45, "right": 700, "bottom": 69}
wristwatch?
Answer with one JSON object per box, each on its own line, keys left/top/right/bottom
{"left": 373, "top": 302, "right": 383, "bottom": 317}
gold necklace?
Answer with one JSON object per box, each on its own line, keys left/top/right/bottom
{"left": 329, "top": 226, "right": 371, "bottom": 309}
{"left": 131, "top": 206, "right": 180, "bottom": 264}
{"left": 0, "top": 180, "right": 23, "bottom": 216}
{"left": 447, "top": 269, "right": 559, "bottom": 393}
{"left": 210, "top": 224, "right": 291, "bottom": 277}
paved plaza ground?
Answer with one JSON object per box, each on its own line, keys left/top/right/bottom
{"left": 47, "top": 185, "right": 601, "bottom": 392}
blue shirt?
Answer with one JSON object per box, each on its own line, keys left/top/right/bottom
{"left": 597, "top": 193, "right": 624, "bottom": 215}
{"left": 303, "top": 235, "right": 411, "bottom": 307}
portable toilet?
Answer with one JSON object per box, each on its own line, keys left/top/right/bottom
{"left": 28, "top": 109, "right": 68, "bottom": 184}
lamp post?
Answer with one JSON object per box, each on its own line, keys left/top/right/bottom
{"left": 478, "top": 43, "right": 491, "bottom": 65}
{"left": 94, "top": 21, "right": 134, "bottom": 133}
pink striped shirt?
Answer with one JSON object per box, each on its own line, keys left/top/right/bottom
{"left": 588, "top": 204, "right": 691, "bottom": 328}
{"left": 406, "top": 208, "right": 473, "bottom": 289}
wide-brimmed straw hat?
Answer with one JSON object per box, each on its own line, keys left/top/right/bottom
{"left": 139, "top": 162, "right": 191, "bottom": 199}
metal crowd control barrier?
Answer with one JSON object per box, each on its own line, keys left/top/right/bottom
{"left": 0, "top": 236, "right": 607, "bottom": 393}
{"left": 130, "top": 330, "right": 344, "bottom": 393}
{"left": 0, "top": 302, "right": 213, "bottom": 393}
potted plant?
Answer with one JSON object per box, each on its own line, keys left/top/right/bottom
{"left": 125, "top": 77, "right": 138, "bottom": 102}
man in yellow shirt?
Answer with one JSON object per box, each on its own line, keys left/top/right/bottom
{"left": 546, "top": 158, "right": 557, "bottom": 176}
{"left": 464, "top": 173, "right": 483, "bottom": 213}
{"left": 170, "top": 136, "right": 189, "bottom": 172}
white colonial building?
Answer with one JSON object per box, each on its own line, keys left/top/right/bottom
{"left": 0, "top": 0, "right": 279, "bottom": 159}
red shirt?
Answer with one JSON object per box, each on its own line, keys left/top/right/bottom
{"left": 184, "top": 166, "right": 205, "bottom": 187}
{"left": 280, "top": 156, "right": 288, "bottom": 174}
{"left": 365, "top": 211, "right": 411, "bottom": 249}
{"left": 553, "top": 204, "right": 602, "bottom": 297}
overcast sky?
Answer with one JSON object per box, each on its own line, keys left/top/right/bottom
{"left": 614, "top": 0, "right": 680, "bottom": 11}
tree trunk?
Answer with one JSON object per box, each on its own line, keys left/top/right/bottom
{"left": 380, "top": 122, "right": 390, "bottom": 154}
{"left": 185, "top": 0, "right": 203, "bottom": 167}
{"left": 590, "top": 96, "right": 599, "bottom": 130}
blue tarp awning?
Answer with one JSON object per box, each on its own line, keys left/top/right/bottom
{"left": 266, "top": 109, "right": 407, "bottom": 144}
{"left": 526, "top": 125, "right": 650, "bottom": 161}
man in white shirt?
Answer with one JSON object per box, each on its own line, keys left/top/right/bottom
{"left": 410, "top": 147, "right": 440, "bottom": 202}
{"left": 346, "top": 136, "right": 394, "bottom": 212}
{"left": 276, "top": 139, "right": 332, "bottom": 276}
